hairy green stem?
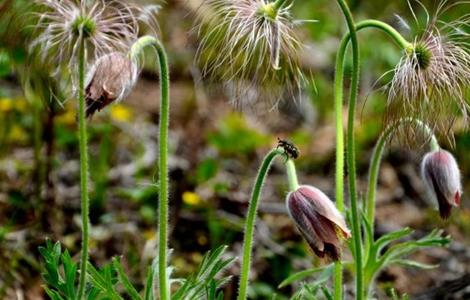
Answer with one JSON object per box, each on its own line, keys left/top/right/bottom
{"left": 333, "top": 19, "right": 411, "bottom": 299}
{"left": 334, "top": 0, "right": 364, "bottom": 299}
{"left": 130, "top": 36, "right": 171, "bottom": 300}
{"left": 333, "top": 17, "right": 350, "bottom": 300}
{"left": 286, "top": 159, "right": 299, "bottom": 191}
{"left": 355, "top": 20, "right": 411, "bottom": 49}
{"left": 366, "top": 118, "right": 438, "bottom": 227}
{"left": 76, "top": 37, "right": 89, "bottom": 300}
{"left": 237, "top": 148, "right": 284, "bottom": 300}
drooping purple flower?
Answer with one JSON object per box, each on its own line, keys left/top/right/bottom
{"left": 421, "top": 149, "right": 462, "bottom": 219}
{"left": 286, "top": 185, "right": 351, "bottom": 261}
{"left": 85, "top": 52, "right": 138, "bottom": 117}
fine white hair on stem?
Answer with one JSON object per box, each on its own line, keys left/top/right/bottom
{"left": 194, "top": 0, "right": 309, "bottom": 106}
{"left": 386, "top": 0, "right": 470, "bottom": 142}
{"left": 30, "top": 0, "right": 159, "bottom": 79}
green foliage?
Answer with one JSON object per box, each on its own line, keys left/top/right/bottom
{"left": 207, "top": 113, "right": 270, "bottom": 157}
{"left": 362, "top": 211, "right": 450, "bottom": 290}
{"left": 280, "top": 212, "right": 450, "bottom": 298}
{"left": 39, "top": 241, "right": 233, "bottom": 300}
{"left": 282, "top": 265, "right": 334, "bottom": 299}
{"left": 38, "top": 240, "right": 78, "bottom": 300}
{"left": 0, "top": 49, "right": 12, "bottom": 77}
{"left": 172, "top": 245, "right": 234, "bottom": 300}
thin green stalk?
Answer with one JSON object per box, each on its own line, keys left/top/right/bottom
{"left": 130, "top": 36, "right": 171, "bottom": 300}
{"left": 332, "top": 19, "right": 410, "bottom": 300}
{"left": 366, "top": 119, "right": 438, "bottom": 227}
{"left": 286, "top": 159, "right": 299, "bottom": 191}
{"left": 332, "top": 16, "right": 350, "bottom": 300}
{"left": 237, "top": 148, "right": 284, "bottom": 300}
{"left": 76, "top": 37, "right": 89, "bottom": 300}
{"left": 334, "top": 1, "right": 363, "bottom": 299}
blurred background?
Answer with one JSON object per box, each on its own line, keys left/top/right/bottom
{"left": 0, "top": 0, "right": 469, "bottom": 299}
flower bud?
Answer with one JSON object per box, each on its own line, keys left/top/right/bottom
{"left": 85, "top": 52, "right": 138, "bottom": 117}
{"left": 421, "top": 150, "right": 462, "bottom": 219}
{"left": 286, "top": 185, "right": 351, "bottom": 261}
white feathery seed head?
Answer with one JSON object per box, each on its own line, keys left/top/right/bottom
{"left": 195, "top": 0, "right": 310, "bottom": 106}
{"left": 387, "top": 0, "right": 470, "bottom": 139}
{"left": 30, "top": 0, "right": 159, "bottom": 77}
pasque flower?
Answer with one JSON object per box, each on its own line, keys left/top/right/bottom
{"left": 421, "top": 149, "right": 462, "bottom": 219}
{"left": 195, "top": 0, "right": 307, "bottom": 102}
{"left": 85, "top": 52, "right": 138, "bottom": 117}
{"left": 387, "top": 5, "right": 470, "bottom": 136}
{"left": 31, "top": 0, "right": 159, "bottom": 79}
{"left": 286, "top": 185, "right": 351, "bottom": 260}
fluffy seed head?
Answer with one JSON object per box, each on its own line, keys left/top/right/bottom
{"left": 195, "top": 0, "right": 308, "bottom": 105}
{"left": 387, "top": 3, "right": 470, "bottom": 139}
{"left": 30, "top": 0, "right": 159, "bottom": 77}
{"left": 85, "top": 52, "right": 138, "bottom": 118}
{"left": 286, "top": 185, "right": 351, "bottom": 261}
{"left": 421, "top": 149, "right": 462, "bottom": 219}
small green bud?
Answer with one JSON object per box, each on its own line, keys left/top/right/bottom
{"left": 71, "top": 15, "right": 96, "bottom": 38}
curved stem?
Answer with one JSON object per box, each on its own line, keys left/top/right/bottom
{"left": 76, "top": 37, "right": 89, "bottom": 300}
{"left": 237, "top": 148, "right": 284, "bottom": 300}
{"left": 332, "top": 19, "right": 410, "bottom": 300}
{"left": 334, "top": 1, "right": 364, "bottom": 299}
{"left": 355, "top": 20, "right": 411, "bottom": 49}
{"left": 130, "top": 36, "right": 171, "bottom": 300}
{"left": 366, "top": 118, "right": 438, "bottom": 227}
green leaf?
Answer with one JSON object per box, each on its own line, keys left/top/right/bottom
{"left": 86, "top": 262, "right": 122, "bottom": 300}
{"left": 361, "top": 212, "right": 373, "bottom": 264}
{"left": 278, "top": 266, "right": 329, "bottom": 288}
{"left": 61, "top": 250, "right": 77, "bottom": 299}
{"left": 320, "top": 286, "right": 333, "bottom": 300}
{"left": 373, "top": 227, "right": 414, "bottom": 255}
{"left": 112, "top": 257, "right": 142, "bottom": 300}
{"left": 392, "top": 259, "right": 438, "bottom": 270}
{"left": 144, "top": 258, "right": 157, "bottom": 300}
{"left": 172, "top": 245, "right": 234, "bottom": 300}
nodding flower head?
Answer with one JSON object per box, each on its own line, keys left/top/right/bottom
{"left": 387, "top": 4, "right": 470, "bottom": 138}
{"left": 421, "top": 149, "right": 462, "bottom": 219}
{"left": 85, "top": 52, "right": 138, "bottom": 118}
{"left": 286, "top": 185, "right": 351, "bottom": 261}
{"left": 195, "top": 0, "right": 308, "bottom": 104}
{"left": 31, "top": 0, "right": 159, "bottom": 75}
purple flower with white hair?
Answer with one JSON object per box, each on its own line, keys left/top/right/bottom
{"left": 286, "top": 185, "right": 351, "bottom": 261}
{"left": 85, "top": 52, "right": 138, "bottom": 117}
{"left": 421, "top": 149, "right": 462, "bottom": 219}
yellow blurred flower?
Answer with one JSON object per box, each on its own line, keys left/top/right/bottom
{"left": 197, "top": 234, "right": 208, "bottom": 246}
{"left": 14, "top": 98, "right": 28, "bottom": 112}
{"left": 110, "top": 104, "right": 133, "bottom": 122}
{"left": 0, "top": 98, "right": 13, "bottom": 112}
{"left": 56, "top": 110, "right": 76, "bottom": 126}
{"left": 183, "top": 191, "right": 202, "bottom": 206}
{"left": 143, "top": 229, "right": 156, "bottom": 241}
{"left": 9, "top": 125, "right": 28, "bottom": 143}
